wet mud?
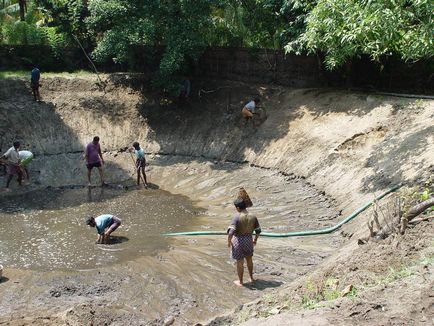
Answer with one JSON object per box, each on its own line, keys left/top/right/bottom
{"left": 0, "top": 159, "right": 343, "bottom": 325}
{"left": 0, "top": 187, "right": 203, "bottom": 270}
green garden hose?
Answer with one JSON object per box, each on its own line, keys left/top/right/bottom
{"left": 162, "top": 184, "right": 401, "bottom": 237}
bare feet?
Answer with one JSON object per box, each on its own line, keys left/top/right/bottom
{"left": 233, "top": 280, "right": 243, "bottom": 287}
{"left": 249, "top": 277, "right": 255, "bottom": 283}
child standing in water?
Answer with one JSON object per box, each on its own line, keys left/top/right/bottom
{"left": 129, "top": 142, "right": 148, "bottom": 187}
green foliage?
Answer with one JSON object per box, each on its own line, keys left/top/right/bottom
{"left": 2, "top": 20, "right": 44, "bottom": 44}
{"left": 399, "top": 175, "right": 434, "bottom": 216}
{"left": 2, "top": 0, "right": 433, "bottom": 88}
{"left": 1, "top": 1, "right": 44, "bottom": 44}
{"left": 0, "top": 0, "right": 66, "bottom": 54}
{"left": 87, "top": 0, "right": 213, "bottom": 93}
{"left": 286, "top": 0, "right": 434, "bottom": 69}
{"left": 209, "top": 0, "right": 308, "bottom": 49}
{"left": 35, "top": 0, "right": 89, "bottom": 40}
{"left": 43, "top": 26, "right": 65, "bottom": 57}
{"left": 346, "top": 285, "right": 358, "bottom": 300}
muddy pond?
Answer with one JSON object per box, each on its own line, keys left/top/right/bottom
{"left": 0, "top": 164, "right": 343, "bottom": 324}
{"left": 0, "top": 186, "right": 203, "bottom": 270}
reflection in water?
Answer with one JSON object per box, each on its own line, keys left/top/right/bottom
{"left": 0, "top": 187, "right": 203, "bottom": 270}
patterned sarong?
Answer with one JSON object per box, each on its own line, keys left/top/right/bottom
{"left": 231, "top": 234, "right": 254, "bottom": 260}
{"left": 6, "top": 164, "right": 21, "bottom": 176}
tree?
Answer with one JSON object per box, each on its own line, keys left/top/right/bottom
{"left": 1, "top": 0, "right": 48, "bottom": 44}
{"left": 35, "top": 0, "right": 90, "bottom": 43}
{"left": 208, "top": 0, "right": 309, "bottom": 49}
{"left": 1, "top": 0, "right": 26, "bottom": 21}
{"left": 286, "top": 0, "right": 434, "bottom": 69}
{"left": 87, "top": 0, "right": 214, "bottom": 91}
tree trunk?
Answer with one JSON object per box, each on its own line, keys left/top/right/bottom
{"left": 18, "top": 0, "right": 25, "bottom": 21}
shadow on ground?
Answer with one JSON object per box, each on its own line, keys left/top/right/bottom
{"left": 244, "top": 279, "right": 284, "bottom": 291}
{"left": 362, "top": 125, "right": 434, "bottom": 191}
{"left": 133, "top": 77, "right": 422, "bottom": 185}
{"left": 106, "top": 235, "right": 129, "bottom": 245}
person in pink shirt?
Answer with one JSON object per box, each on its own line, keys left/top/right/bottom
{"left": 85, "top": 136, "right": 105, "bottom": 186}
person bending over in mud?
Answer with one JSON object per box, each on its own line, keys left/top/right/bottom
{"left": 128, "top": 142, "right": 148, "bottom": 187}
{"left": 227, "top": 198, "right": 261, "bottom": 287}
{"left": 86, "top": 214, "right": 122, "bottom": 244}
{"left": 85, "top": 136, "right": 105, "bottom": 187}
{"left": 241, "top": 98, "right": 260, "bottom": 127}
{"left": 1, "top": 141, "right": 23, "bottom": 189}
{"left": 19, "top": 149, "right": 34, "bottom": 180}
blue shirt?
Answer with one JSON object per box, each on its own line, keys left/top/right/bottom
{"left": 245, "top": 100, "right": 256, "bottom": 113}
{"left": 95, "top": 214, "right": 113, "bottom": 235}
{"left": 31, "top": 68, "right": 40, "bottom": 83}
{"left": 135, "top": 148, "right": 145, "bottom": 159}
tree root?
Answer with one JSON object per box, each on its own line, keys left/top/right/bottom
{"left": 358, "top": 196, "right": 433, "bottom": 245}
{"left": 400, "top": 198, "right": 434, "bottom": 234}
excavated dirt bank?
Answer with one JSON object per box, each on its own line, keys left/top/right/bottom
{"left": 0, "top": 75, "right": 433, "bottom": 325}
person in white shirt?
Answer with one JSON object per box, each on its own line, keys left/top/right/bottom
{"left": 1, "top": 141, "right": 23, "bottom": 188}
{"left": 241, "top": 98, "right": 260, "bottom": 126}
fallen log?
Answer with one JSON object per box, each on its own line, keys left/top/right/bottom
{"left": 400, "top": 198, "right": 434, "bottom": 234}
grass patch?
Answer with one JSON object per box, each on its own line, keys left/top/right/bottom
{"left": 420, "top": 255, "right": 434, "bottom": 266}
{"left": 380, "top": 265, "right": 415, "bottom": 284}
{"left": 346, "top": 285, "right": 358, "bottom": 301}
{"left": 301, "top": 277, "right": 343, "bottom": 309}
{"left": 0, "top": 70, "right": 98, "bottom": 79}
{"left": 0, "top": 70, "right": 28, "bottom": 79}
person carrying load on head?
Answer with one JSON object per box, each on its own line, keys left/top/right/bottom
{"left": 1, "top": 141, "right": 23, "bottom": 189}
{"left": 86, "top": 214, "right": 122, "bottom": 244}
{"left": 237, "top": 187, "right": 253, "bottom": 207}
{"left": 19, "top": 150, "right": 34, "bottom": 180}
{"left": 31, "top": 65, "right": 41, "bottom": 102}
{"left": 128, "top": 142, "right": 148, "bottom": 187}
{"left": 241, "top": 98, "right": 260, "bottom": 126}
{"left": 227, "top": 198, "right": 261, "bottom": 287}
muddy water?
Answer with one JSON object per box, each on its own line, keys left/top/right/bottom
{"left": 0, "top": 187, "right": 203, "bottom": 270}
{"left": 0, "top": 159, "right": 345, "bottom": 325}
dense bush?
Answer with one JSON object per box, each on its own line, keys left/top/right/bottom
{"left": 286, "top": 0, "right": 434, "bottom": 69}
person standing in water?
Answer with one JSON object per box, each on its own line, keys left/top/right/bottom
{"left": 85, "top": 136, "right": 105, "bottom": 187}
{"left": 129, "top": 142, "right": 148, "bottom": 187}
{"left": 86, "top": 214, "right": 122, "bottom": 244}
{"left": 227, "top": 198, "right": 261, "bottom": 287}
